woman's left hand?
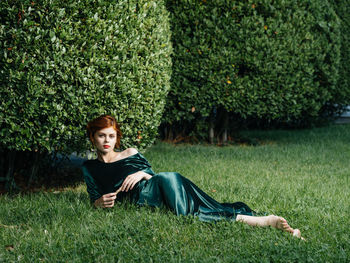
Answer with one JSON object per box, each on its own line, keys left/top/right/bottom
{"left": 120, "top": 171, "right": 152, "bottom": 192}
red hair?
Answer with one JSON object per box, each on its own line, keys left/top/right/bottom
{"left": 86, "top": 115, "right": 122, "bottom": 148}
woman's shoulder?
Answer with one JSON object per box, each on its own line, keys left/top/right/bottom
{"left": 123, "top": 147, "right": 139, "bottom": 156}
{"left": 111, "top": 148, "right": 139, "bottom": 162}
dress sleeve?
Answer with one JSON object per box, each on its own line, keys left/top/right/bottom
{"left": 137, "top": 152, "right": 156, "bottom": 176}
{"left": 81, "top": 165, "right": 102, "bottom": 203}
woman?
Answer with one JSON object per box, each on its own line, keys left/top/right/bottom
{"left": 82, "top": 115, "right": 304, "bottom": 239}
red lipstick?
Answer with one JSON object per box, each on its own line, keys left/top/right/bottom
{"left": 103, "top": 145, "right": 110, "bottom": 149}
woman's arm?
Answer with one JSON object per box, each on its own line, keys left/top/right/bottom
{"left": 94, "top": 171, "right": 151, "bottom": 208}
{"left": 119, "top": 171, "right": 152, "bottom": 192}
{"left": 82, "top": 165, "right": 103, "bottom": 203}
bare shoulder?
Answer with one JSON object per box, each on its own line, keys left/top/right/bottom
{"left": 122, "top": 148, "right": 139, "bottom": 157}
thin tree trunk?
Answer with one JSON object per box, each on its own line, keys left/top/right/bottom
{"left": 222, "top": 110, "right": 228, "bottom": 145}
{"left": 5, "top": 151, "right": 17, "bottom": 191}
{"left": 222, "top": 129, "right": 227, "bottom": 145}
{"left": 209, "top": 125, "right": 214, "bottom": 144}
{"left": 0, "top": 148, "right": 6, "bottom": 181}
{"left": 164, "top": 126, "right": 168, "bottom": 140}
{"left": 28, "top": 152, "right": 40, "bottom": 186}
{"left": 168, "top": 125, "right": 173, "bottom": 141}
{"left": 209, "top": 109, "right": 215, "bottom": 144}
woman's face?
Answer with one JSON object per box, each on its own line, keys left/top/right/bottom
{"left": 93, "top": 127, "right": 117, "bottom": 153}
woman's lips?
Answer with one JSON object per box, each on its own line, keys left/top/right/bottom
{"left": 103, "top": 145, "right": 110, "bottom": 149}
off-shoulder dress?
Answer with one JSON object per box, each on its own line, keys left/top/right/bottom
{"left": 82, "top": 152, "right": 256, "bottom": 222}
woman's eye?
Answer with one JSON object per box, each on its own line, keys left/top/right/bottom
{"left": 99, "top": 135, "right": 104, "bottom": 138}
{"left": 110, "top": 135, "right": 115, "bottom": 139}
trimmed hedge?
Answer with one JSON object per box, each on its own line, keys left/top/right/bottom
{"left": 327, "top": 0, "right": 350, "bottom": 111}
{"left": 163, "top": 0, "right": 341, "bottom": 139}
{"left": 0, "top": 0, "right": 172, "bottom": 152}
{"left": 0, "top": 0, "right": 172, "bottom": 188}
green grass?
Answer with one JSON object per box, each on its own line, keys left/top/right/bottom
{"left": 1, "top": 124, "right": 349, "bottom": 262}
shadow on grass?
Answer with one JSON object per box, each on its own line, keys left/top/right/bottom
{"left": 0, "top": 155, "right": 86, "bottom": 195}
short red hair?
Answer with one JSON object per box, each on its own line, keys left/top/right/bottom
{"left": 86, "top": 115, "right": 122, "bottom": 148}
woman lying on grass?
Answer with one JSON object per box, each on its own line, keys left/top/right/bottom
{"left": 82, "top": 115, "right": 304, "bottom": 240}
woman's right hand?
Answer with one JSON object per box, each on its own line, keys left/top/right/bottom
{"left": 94, "top": 193, "right": 117, "bottom": 208}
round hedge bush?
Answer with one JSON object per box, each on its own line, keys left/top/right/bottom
{"left": 163, "top": 0, "right": 341, "bottom": 138}
{"left": 0, "top": 0, "right": 172, "bottom": 189}
{"left": 0, "top": 0, "right": 172, "bottom": 153}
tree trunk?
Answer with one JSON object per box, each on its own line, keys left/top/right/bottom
{"left": 28, "top": 152, "right": 40, "bottom": 186}
{"left": 222, "top": 110, "right": 228, "bottom": 145}
{"left": 168, "top": 125, "right": 173, "bottom": 141}
{"left": 5, "top": 151, "right": 17, "bottom": 191}
{"left": 209, "top": 125, "right": 214, "bottom": 144}
{"left": 209, "top": 108, "right": 216, "bottom": 144}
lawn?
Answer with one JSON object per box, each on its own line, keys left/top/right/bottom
{"left": 1, "top": 124, "right": 349, "bottom": 262}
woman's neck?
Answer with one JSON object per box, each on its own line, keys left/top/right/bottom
{"left": 97, "top": 151, "right": 119, "bottom": 163}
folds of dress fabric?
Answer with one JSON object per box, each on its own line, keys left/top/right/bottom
{"left": 83, "top": 153, "right": 256, "bottom": 222}
{"left": 137, "top": 172, "right": 255, "bottom": 222}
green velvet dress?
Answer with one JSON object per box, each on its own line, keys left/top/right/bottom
{"left": 82, "top": 152, "right": 256, "bottom": 222}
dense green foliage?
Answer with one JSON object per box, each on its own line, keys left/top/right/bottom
{"left": 328, "top": 0, "right": 350, "bottom": 111}
{"left": 0, "top": 0, "right": 172, "bottom": 153}
{"left": 0, "top": 0, "right": 172, "bottom": 187}
{"left": 163, "top": 0, "right": 341, "bottom": 139}
{"left": 1, "top": 124, "right": 349, "bottom": 262}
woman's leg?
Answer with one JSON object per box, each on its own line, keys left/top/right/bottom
{"left": 236, "top": 215, "right": 292, "bottom": 230}
{"left": 236, "top": 214, "right": 304, "bottom": 239}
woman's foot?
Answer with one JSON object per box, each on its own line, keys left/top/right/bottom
{"left": 267, "top": 215, "right": 293, "bottom": 232}
{"left": 267, "top": 215, "right": 305, "bottom": 240}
